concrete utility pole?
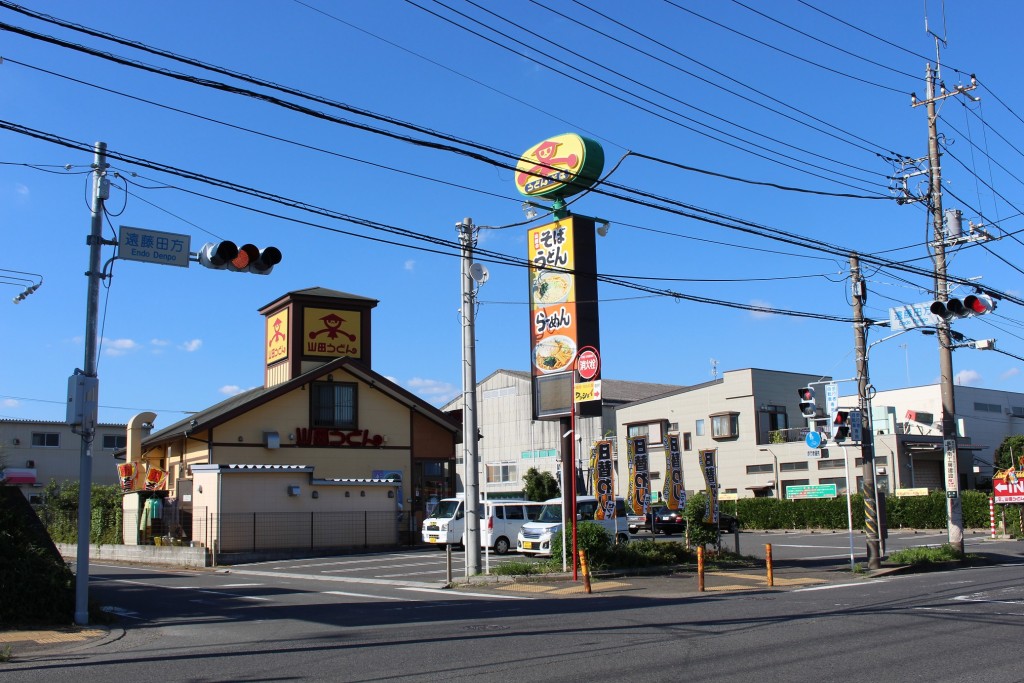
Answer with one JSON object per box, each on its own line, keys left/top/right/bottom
{"left": 73, "top": 142, "right": 108, "bottom": 624}
{"left": 850, "top": 253, "right": 881, "bottom": 569}
{"left": 457, "top": 218, "right": 481, "bottom": 576}
{"left": 914, "top": 64, "right": 978, "bottom": 553}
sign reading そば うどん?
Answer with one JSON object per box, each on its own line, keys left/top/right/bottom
{"left": 527, "top": 216, "right": 601, "bottom": 419}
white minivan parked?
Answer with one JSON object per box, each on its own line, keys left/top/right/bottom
{"left": 517, "top": 496, "right": 631, "bottom": 556}
{"left": 422, "top": 498, "right": 543, "bottom": 554}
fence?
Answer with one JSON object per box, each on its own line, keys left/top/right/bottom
{"left": 44, "top": 504, "right": 418, "bottom": 555}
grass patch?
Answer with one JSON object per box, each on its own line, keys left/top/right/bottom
{"left": 491, "top": 560, "right": 548, "bottom": 576}
{"left": 0, "top": 644, "right": 12, "bottom": 663}
{"left": 887, "top": 543, "right": 964, "bottom": 565}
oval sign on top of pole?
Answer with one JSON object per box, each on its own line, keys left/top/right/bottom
{"left": 514, "top": 133, "right": 605, "bottom": 199}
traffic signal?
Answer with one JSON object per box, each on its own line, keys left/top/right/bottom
{"left": 831, "top": 410, "right": 850, "bottom": 441}
{"left": 197, "top": 241, "right": 281, "bottom": 275}
{"left": 930, "top": 293, "right": 996, "bottom": 321}
{"left": 798, "top": 387, "right": 816, "bottom": 417}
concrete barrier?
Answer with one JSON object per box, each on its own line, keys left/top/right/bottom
{"left": 57, "top": 542, "right": 210, "bottom": 568}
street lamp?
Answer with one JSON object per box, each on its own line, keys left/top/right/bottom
{"left": 758, "top": 448, "right": 780, "bottom": 499}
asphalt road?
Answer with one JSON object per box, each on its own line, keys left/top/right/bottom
{"left": 3, "top": 534, "right": 1022, "bottom": 681}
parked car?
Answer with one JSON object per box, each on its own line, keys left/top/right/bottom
{"left": 627, "top": 506, "right": 740, "bottom": 535}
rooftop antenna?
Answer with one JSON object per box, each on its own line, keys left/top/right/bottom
{"left": 710, "top": 358, "right": 719, "bottom": 380}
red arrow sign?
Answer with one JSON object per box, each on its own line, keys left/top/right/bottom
{"left": 994, "top": 479, "right": 1024, "bottom": 494}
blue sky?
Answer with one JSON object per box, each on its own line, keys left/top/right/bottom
{"left": 2, "top": 0, "right": 1023, "bottom": 427}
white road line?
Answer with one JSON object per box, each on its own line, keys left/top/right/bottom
{"left": 794, "top": 579, "right": 891, "bottom": 592}
{"left": 226, "top": 568, "right": 445, "bottom": 589}
{"left": 398, "top": 587, "right": 534, "bottom": 600}
{"left": 323, "top": 590, "right": 416, "bottom": 601}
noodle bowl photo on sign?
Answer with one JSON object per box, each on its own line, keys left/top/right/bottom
{"left": 534, "top": 335, "right": 576, "bottom": 373}
{"left": 533, "top": 271, "right": 571, "bottom": 305}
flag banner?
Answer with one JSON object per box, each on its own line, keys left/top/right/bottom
{"left": 117, "top": 462, "right": 137, "bottom": 492}
{"left": 663, "top": 433, "right": 686, "bottom": 511}
{"left": 592, "top": 440, "right": 615, "bottom": 520}
{"left": 627, "top": 436, "right": 651, "bottom": 515}
{"left": 144, "top": 465, "right": 168, "bottom": 491}
{"left": 699, "top": 449, "right": 719, "bottom": 525}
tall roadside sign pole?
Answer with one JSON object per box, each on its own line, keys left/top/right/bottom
{"left": 71, "top": 142, "right": 108, "bottom": 624}
{"left": 850, "top": 253, "right": 881, "bottom": 569}
{"left": 913, "top": 64, "right": 978, "bottom": 553}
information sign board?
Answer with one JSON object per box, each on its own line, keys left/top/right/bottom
{"left": 786, "top": 484, "right": 838, "bottom": 499}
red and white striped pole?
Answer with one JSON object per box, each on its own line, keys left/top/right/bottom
{"left": 989, "top": 496, "right": 996, "bottom": 539}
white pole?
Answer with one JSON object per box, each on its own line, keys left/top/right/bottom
{"left": 842, "top": 446, "right": 855, "bottom": 570}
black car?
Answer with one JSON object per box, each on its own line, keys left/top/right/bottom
{"left": 628, "top": 506, "right": 739, "bottom": 535}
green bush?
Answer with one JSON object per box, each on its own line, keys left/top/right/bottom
{"left": 888, "top": 543, "right": 963, "bottom": 565}
{"left": 38, "top": 480, "right": 122, "bottom": 545}
{"left": 603, "top": 539, "right": 693, "bottom": 569}
{"left": 683, "top": 492, "right": 719, "bottom": 547}
{"left": 550, "top": 521, "right": 613, "bottom": 566}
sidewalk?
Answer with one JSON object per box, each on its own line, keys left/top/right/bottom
{"left": 0, "top": 624, "right": 124, "bottom": 662}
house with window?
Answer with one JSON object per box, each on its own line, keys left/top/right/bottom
{"left": 0, "top": 419, "right": 126, "bottom": 503}
{"left": 442, "top": 369, "right": 683, "bottom": 497}
{"left": 613, "top": 368, "right": 829, "bottom": 500}
{"left": 120, "top": 287, "right": 459, "bottom": 554}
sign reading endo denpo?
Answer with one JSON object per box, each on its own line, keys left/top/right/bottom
{"left": 118, "top": 226, "right": 191, "bottom": 268}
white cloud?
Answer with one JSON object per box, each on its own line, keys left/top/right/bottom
{"left": 15, "top": 183, "right": 29, "bottom": 197}
{"left": 180, "top": 339, "right": 202, "bottom": 352}
{"left": 1001, "top": 367, "right": 1020, "bottom": 381}
{"left": 219, "top": 385, "right": 243, "bottom": 396}
{"left": 955, "top": 369, "right": 982, "bottom": 386}
{"left": 103, "top": 337, "right": 140, "bottom": 356}
{"left": 405, "top": 377, "right": 459, "bottom": 405}
{"left": 404, "top": 259, "right": 415, "bottom": 271}
{"left": 748, "top": 299, "right": 775, "bottom": 320}
{"left": 151, "top": 338, "right": 170, "bottom": 347}
{"left": 2, "top": 398, "right": 20, "bottom": 408}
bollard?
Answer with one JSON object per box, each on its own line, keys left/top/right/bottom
{"left": 697, "top": 545, "right": 705, "bottom": 592}
{"left": 578, "top": 550, "right": 592, "bottom": 594}
{"left": 446, "top": 543, "right": 453, "bottom": 585}
{"left": 990, "top": 496, "right": 996, "bottom": 539}
{"left": 765, "top": 543, "right": 774, "bottom": 587}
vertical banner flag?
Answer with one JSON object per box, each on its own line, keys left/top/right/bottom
{"left": 699, "top": 449, "right": 719, "bottom": 525}
{"left": 592, "top": 440, "right": 615, "bottom": 520}
{"left": 144, "top": 465, "right": 168, "bottom": 491}
{"left": 117, "top": 462, "right": 137, "bottom": 492}
{"left": 664, "top": 433, "right": 686, "bottom": 511}
{"left": 627, "top": 436, "right": 651, "bottom": 515}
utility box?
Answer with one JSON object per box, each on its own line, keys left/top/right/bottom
{"left": 66, "top": 373, "right": 99, "bottom": 433}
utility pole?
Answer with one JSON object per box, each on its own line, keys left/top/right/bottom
{"left": 72, "top": 142, "right": 108, "bottom": 624}
{"left": 913, "top": 64, "right": 978, "bottom": 554}
{"left": 457, "top": 218, "right": 481, "bottom": 576}
{"left": 850, "top": 253, "right": 881, "bottom": 569}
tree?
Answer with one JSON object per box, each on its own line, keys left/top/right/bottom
{"left": 522, "top": 467, "right": 560, "bottom": 501}
{"left": 995, "top": 435, "right": 1024, "bottom": 472}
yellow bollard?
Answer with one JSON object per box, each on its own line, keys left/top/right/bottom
{"left": 765, "top": 543, "right": 774, "bottom": 587}
{"left": 578, "top": 550, "right": 592, "bottom": 593}
{"left": 697, "top": 545, "right": 705, "bottom": 592}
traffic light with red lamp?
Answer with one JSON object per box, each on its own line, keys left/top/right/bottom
{"left": 198, "top": 241, "right": 282, "bottom": 274}
{"left": 930, "top": 292, "right": 997, "bottom": 321}
{"left": 831, "top": 410, "right": 850, "bottom": 441}
{"left": 798, "top": 387, "right": 816, "bottom": 417}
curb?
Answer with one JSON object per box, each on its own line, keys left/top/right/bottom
{"left": 1, "top": 624, "right": 125, "bottom": 661}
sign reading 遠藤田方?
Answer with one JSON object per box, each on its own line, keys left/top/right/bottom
{"left": 118, "top": 226, "right": 191, "bottom": 267}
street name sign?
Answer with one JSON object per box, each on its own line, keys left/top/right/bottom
{"left": 889, "top": 302, "right": 940, "bottom": 331}
{"left": 786, "top": 484, "right": 837, "bottom": 499}
{"left": 118, "top": 226, "right": 191, "bottom": 268}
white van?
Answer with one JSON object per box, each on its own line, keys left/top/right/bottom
{"left": 482, "top": 500, "right": 545, "bottom": 554}
{"left": 423, "top": 498, "right": 542, "bottom": 554}
{"left": 517, "top": 496, "right": 630, "bottom": 556}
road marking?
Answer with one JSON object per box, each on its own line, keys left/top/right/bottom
{"left": 226, "top": 568, "right": 445, "bottom": 589}
{"left": 324, "top": 590, "right": 414, "bottom": 601}
{"left": 400, "top": 587, "right": 534, "bottom": 600}
{"left": 794, "top": 579, "right": 891, "bottom": 592}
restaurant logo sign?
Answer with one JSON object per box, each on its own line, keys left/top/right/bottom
{"left": 303, "top": 307, "right": 362, "bottom": 359}
{"left": 515, "top": 133, "right": 605, "bottom": 199}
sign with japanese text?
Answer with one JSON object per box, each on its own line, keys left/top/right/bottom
{"left": 591, "top": 440, "right": 615, "bottom": 520}
{"left": 993, "top": 467, "right": 1024, "bottom": 504}
{"left": 663, "top": 433, "right": 686, "bottom": 511}
{"left": 889, "top": 302, "right": 941, "bottom": 331}
{"left": 515, "top": 133, "right": 605, "bottom": 199}
{"left": 944, "top": 438, "right": 959, "bottom": 498}
{"left": 266, "top": 308, "right": 289, "bottom": 366}
{"left": 118, "top": 226, "right": 190, "bottom": 268}
{"left": 528, "top": 216, "right": 601, "bottom": 419}
{"left": 786, "top": 484, "right": 837, "bottom": 499}
{"left": 699, "top": 449, "right": 719, "bottom": 525}
{"left": 626, "top": 436, "right": 650, "bottom": 515}
{"left": 303, "top": 307, "right": 362, "bottom": 359}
